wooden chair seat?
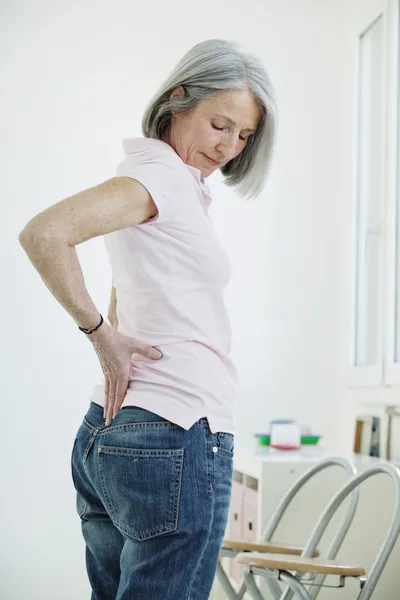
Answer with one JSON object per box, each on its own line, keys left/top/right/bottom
{"left": 236, "top": 551, "right": 366, "bottom": 577}
{"left": 222, "top": 539, "right": 320, "bottom": 557}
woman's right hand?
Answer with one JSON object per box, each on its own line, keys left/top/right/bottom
{"left": 88, "top": 322, "right": 163, "bottom": 426}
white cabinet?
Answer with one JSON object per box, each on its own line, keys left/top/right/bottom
{"left": 212, "top": 441, "right": 400, "bottom": 600}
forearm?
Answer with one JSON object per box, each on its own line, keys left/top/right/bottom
{"left": 19, "top": 230, "right": 100, "bottom": 331}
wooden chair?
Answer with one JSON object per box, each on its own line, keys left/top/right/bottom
{"left": 236, "top": 462, "right": 400, "bottom": 600}
{"left": 216, "top": 457, "right": 359, "bottom": 600}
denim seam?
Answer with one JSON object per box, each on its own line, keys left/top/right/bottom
{"left": 211, "top": 438, "right": 216, "bottom": 490}
{"left": 82, "top": 419, "right": 99, "bottom": 435}
{"left": 171, "top": 453, "right": 184, "bottom": 533}
{"left": 205, "top": 427, "right": 214, "bottom": 493}
{"left": 101, "top": 422, "right": 181, "bottom": 434}
{"left": 82, "top": 434, "right": 97, "bottom": 479}
{"left": 97, "top": 446, "right": 184, "bottom": 458}
{"left": 71, "top": 438, "right": 88, "bottom": 518}
{"left": 83, "top": 418, "right": 181, "bottom": 436}
{"left": 215, "top": 448, "right": 235, "bottom": 460}
{"left": 185, "top": 425, "right": 214, "bottom": 600}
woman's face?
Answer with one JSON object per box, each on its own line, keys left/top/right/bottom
{"left": 166, "top": 88, "right": 262, "bottom": 179}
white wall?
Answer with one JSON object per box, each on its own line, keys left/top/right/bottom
{"left": 222, "top": 2, "right": 347, "bottom": 448}
{"left": 2, "top": 1, "right": 350, "bottom": 598}
{"left": 336, "top": 0, "right": 400, "bottom": 460}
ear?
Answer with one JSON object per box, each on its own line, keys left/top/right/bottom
{"left": 170, "top": 85, "right": 185, "bottom": 101}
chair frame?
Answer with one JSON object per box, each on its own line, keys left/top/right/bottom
{"left": 217, "top": 457, "right": 359, "bottom": 600}
{"left": 238, "top": 462, "right": 400, "bottom": 600}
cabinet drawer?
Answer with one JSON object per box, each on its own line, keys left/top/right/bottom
{"left": 242, "top": 487, "right": 258, "bottom": 542}
{"left": 229, "top": 480, "right": 243, "bottom": 539}
{"left": 228, "top": 481, "right": 259, "bottom": 582}
{"left": 229, "top": 480, "right": 244, "bottom": 582}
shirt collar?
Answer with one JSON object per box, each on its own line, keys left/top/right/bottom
{"left": 185, "top": 164, "right": 213, "bottom": 212}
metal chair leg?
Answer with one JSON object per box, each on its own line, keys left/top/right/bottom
{"left": 215, "top": 562, "right": 247, "bottom": 600}
{"left": 243, "top": 566, "right": 267, "bottom": 600}
{"left": 279, "top": 572, "right": 313, "bottom": 600}
{"left": 264, "top": 574, "right": 284, "bottom": 599}
{"left": 246, "top": 566, "right": 312, "bottom": 600}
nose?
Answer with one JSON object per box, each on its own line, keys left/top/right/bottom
{"left": 216, "top": 136, "right": 239, "bottom": 161}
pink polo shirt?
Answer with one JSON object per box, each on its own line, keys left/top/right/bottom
{"left": 90, "top": 137, "right": 238, "bottom": 434}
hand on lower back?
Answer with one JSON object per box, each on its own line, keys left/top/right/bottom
{"left": 88, "top": 322, "right": 162, "bottom": 426}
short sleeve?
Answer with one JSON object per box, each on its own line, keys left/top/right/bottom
{"left": 116, "top": 138, "right": 183, "bottom": 224}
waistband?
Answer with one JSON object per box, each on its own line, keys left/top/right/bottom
{"left": 83, "top": 401, "right": 210, "bottom": 434}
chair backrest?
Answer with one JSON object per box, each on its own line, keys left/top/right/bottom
{"left": 262, "top": 457, "right": 360, "bottom": 600}
{"left": 263, "top": 457, "right": 359, "bottom": 545}
{"left": 279, "top": 462, "right": 400, "bottom": 600}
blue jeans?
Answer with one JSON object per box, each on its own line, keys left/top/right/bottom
{"left": 71, "top": 402, "right": 234, "bottom": 599}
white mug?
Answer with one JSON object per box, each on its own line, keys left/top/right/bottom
{"left": 270, "top": 419, "right": 301, "bottom": 449}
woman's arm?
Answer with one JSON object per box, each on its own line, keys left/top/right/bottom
{"left": 108, "top": 284, "right": 118, "bottom": 330}
{"left": 18, "top": 176, "right": 156, "bottom": 330}
{"left": 18, "top": 176, "right": 160, "bottom": 426}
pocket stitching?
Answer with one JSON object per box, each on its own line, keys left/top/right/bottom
{"left": 216, "top": 447, "right": 235, "bottom": 459}
{"left": 99, "top": 446, "right": 184, "bottom": 458}
{"left": 99, "top": 421, "right": 182, "bottom": 436}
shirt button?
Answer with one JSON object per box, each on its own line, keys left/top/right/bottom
{"left": 212, "top": 446, "right": 218, "bottom": 453}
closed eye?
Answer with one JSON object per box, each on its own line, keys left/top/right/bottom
{"left": 212, "top": 123, "right": 247, "bottom": 142}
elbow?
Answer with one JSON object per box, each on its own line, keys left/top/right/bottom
{"left": 18, "top": 224, "right": 35, "bottom": 250}
{"left": 18, "top": 219, "right": 57, "bottom": 254}
{"left": 18, "top": 219, "right": 42, "bottom": 251}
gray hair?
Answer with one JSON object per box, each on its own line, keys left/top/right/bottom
{"left": 142, "top": 39, "right": 277, "bottom": 200}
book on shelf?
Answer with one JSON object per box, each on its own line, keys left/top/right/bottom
{"left": 353, "top": 415, "right": 381, "bottom": 457}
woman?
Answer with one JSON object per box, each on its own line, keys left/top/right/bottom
{"left": 19, "top": 39, "right": 277, "bottom": 600}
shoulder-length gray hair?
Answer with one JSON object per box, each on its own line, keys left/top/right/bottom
{"left": 142, "top": 39, "right": 277, "bottom": 200}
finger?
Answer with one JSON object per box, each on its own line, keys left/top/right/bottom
{"left": 133, "top": 343, "right": 163, "bottom": 360}
{"left": 113, "top": 375, "right": 130, "bottom": 418}
{"left": 106, "top": 397, "right": 114, "bottom": 427}
{"left": 106, "top": 380, "right": 117, "bottom": 426}
{"left": 103, "top": 376, "right": 110, "bottom": 419}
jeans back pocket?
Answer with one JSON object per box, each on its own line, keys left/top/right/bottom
{"left": 98, "top": 446, "right": 184, "bottom": 541}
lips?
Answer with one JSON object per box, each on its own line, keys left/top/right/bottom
{"left": 203, "top": 153, "right": 220, "bottom": 166}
